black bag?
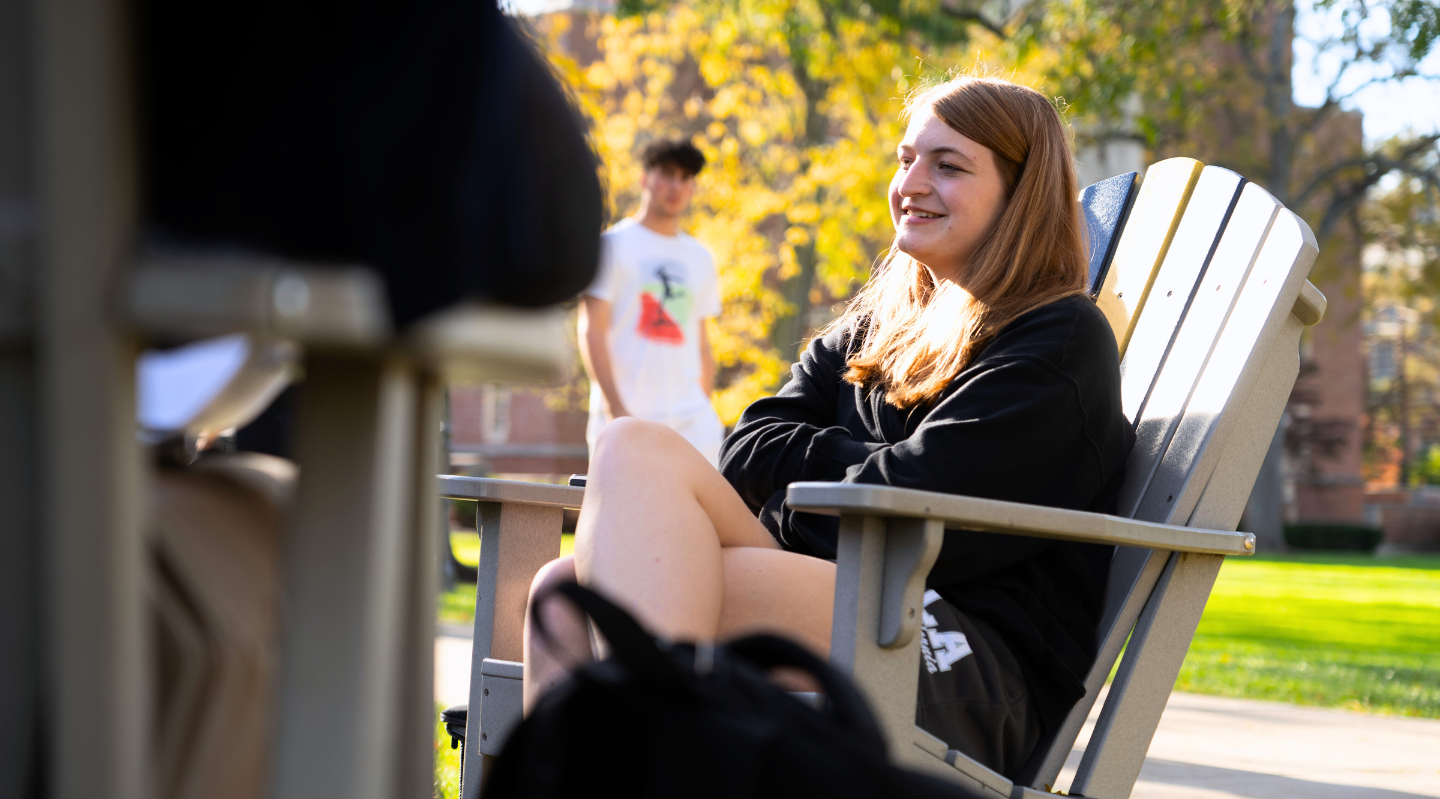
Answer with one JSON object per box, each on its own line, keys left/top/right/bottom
{"left": 137, "top": 0, "right": 603, "bottom": 327}
{"left": 484, "top": 582, "right": 981, "bottom": 799}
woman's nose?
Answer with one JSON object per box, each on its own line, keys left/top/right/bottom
{"left": 895, "top": 164, "right": 929, "bottom": 197}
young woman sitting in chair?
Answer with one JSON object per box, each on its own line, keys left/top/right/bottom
{"left": 523, "top": 74, "right": 1135, "bottom": 778}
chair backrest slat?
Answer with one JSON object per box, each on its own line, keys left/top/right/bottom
{"left": 1183, "top": 307, "right": 1309, "bottom": 530}
{"left": 1023, "top": 169, "right": 1319, "bottom": 792}
{"left": 1120, "top": 178, "right": 1276, "bottom": 521}
{"left": 1081, "top": 172, "right": 1140, "bottom": 294}
{"left": 1135, "top": 206, "right": 1317, "bottom": 526}
{"left": 1118, "top": 166, "right": 1244, "bottom": 431}
{"left": 1093, "top": 158, "right": 1203, "bottom": 355}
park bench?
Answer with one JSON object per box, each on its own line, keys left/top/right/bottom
{"left": 439, "top": 156, "right": 1327, "bottom": 799}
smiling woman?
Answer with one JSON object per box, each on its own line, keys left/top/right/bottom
{"left": 522, "top": 72, "right": 1133, "bottom": 780}
{"left": 841, "top": 76, "right": 1088, "bottom": 409}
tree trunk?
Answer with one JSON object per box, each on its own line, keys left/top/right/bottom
{"left": 770, "top": 55, "right": 828, "bottom": 375}
{"left": 1244, "top": 425, "right": 1290, "bottom": 551}
{"left": 1245, "top": 0, "right": 1298, "bottom": 543}
{"left": 771, "top": 237, "right": 818, "bottom": 361}
{"left": 1266, "top": 0, "right": 1297, "bottom": 205}
{"left": 1399, "top": 326, "right": 1412, "bottom": 485}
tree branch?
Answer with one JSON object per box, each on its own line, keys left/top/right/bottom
{"left": 1311, "top": 137, "right": 1440, "bottom": 241}
{"left": 939, "top": 4, "right": 1008, "bottom": 38}
{"left": 1295, "top": 134, "right": 1440, "bottom": 209}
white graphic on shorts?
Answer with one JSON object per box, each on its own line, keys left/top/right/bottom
{"left": 920, "top": 589, "right": 973, "bottom": 674}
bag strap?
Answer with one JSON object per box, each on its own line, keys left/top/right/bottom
{"left": 724, "top": 635, "right": 887, "bottom": 752}
{"left": 534, "top": 582, "right": 888, "bottom": 753}
{"left": 530, "top": 581, "right": 687, "bottom": 689}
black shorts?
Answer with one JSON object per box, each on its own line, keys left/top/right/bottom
{"left": 916, "top": 591, "right": 1043, "bottom": 778}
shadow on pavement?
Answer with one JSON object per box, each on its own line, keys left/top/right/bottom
{"left": 1139, "top": 758, "right": 1436, "bottom": 799}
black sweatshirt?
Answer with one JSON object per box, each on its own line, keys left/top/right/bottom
{"left": 720, "top": 295, "right": 1135, "bottom": 729}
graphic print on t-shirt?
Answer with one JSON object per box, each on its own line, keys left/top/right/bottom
{"left": 636, "top": 263, "right": 695, "bottom": 345}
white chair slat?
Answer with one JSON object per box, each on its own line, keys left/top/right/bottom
{"left": 1095, "top": 158, "right": 1203, "bottom": 355}
{"left": 1135, "top": 207, "right": 1318, "bottom": 524}
{"left": 1118, "top": 184, "right": 1281, "bottom": 521}
{"left": 1118, "top": 167, "right": 1245, "bottom": 426}
{"left": 1025, "top": 179, "right": 1316, "bottom": 791}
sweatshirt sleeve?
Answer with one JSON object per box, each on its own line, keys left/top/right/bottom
{"left": 731, "top": 351, "right": 1112, "bottom": 583}
{"left": 838, "top": 356, "right": 1108, "bottom": 583}
{"left": 842, "top": 357, "right": 1103, "bottom": 506}
{"left": 719, "top": 330, "right": 885, "bottom": 512}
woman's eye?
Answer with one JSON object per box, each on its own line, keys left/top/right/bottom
{"left": 939, "top": 162, "right": 961, "bottom": 173}
{"left": 898, "top": 157, "right": 913, "bottom": 169}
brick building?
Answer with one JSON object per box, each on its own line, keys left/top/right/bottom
{"left": 447, "top": 385, "right": 589, "bottom": 478}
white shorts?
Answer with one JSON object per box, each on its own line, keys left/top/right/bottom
{"left": 587, "top": 406, "right": 725, "bottom": 468}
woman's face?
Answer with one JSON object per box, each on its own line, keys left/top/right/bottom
{"left": 888, "top": 105, "right": 1008, "bottom": 284}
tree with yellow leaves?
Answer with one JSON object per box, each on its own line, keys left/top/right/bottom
{"left": 529, "top": 1, "right": 1035, "bottom": 423}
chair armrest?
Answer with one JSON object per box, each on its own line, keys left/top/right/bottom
{"left": 130, "top": 257, "right": 572, "bottom": 383}
{"left": 785, "top": 482, "right": 1254, "bottom": 556}
{"left": 1293, "top": 280, "right": 1325, "bottom": 326}
{"left": 438, "top": 475, "right": 585, "bottom": 509}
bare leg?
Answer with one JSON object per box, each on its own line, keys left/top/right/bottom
{"left": 521, "top": 418, "right": 837, "bottom": 710}
{"left": 521, "top": 546, "right": 837, "bottom": 708}
{"left": 521, "top": 556, "right": 589, "bottom": 713}
{"left": 717, "top": 547, "right": 836, "bottom": 655}
{"left": 574, "top": 418, "right": 780, "bottom": 642}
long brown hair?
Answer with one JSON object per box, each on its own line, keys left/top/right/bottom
{"left": 836, "top": 75, "right": 1087, "bottom": 409}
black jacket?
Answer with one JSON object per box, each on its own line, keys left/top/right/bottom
{"left": 720, "top": 295, "right": 1134, "bottom": 728}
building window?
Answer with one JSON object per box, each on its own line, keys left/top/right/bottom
{"left": 481, "top": 385, "right": 512, "bottom": 444}
{"left": 1371, "top": 341, "right": 1396, "bottom": 381}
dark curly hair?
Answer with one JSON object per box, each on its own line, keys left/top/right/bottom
{"left": 640, "top": 139, "right": 707, "bottom": 177}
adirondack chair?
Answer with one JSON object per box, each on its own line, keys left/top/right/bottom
{"left": 441, "top": 156, "right": 1326, "bottom": 799}
{"left": 127, "top": 256, "right": 575, "bottom": 799}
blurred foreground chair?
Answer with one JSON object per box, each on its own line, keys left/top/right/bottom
{"left": 14, "top": 0, "right": 599, "bottom": 797}
{"left": 130, "top": 258, "right": 575, "bottom": 799}
{"left": 439, "top": 157, "right": 1327, "bottom": 799}
{"left": 127, "top": 0, "right": 602, "bottom": 796}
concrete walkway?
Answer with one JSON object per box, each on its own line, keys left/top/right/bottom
{"left": 1057, "top": 689, "right": 1440, "bottom": 798}
{"left": 435, "top": 633, "right": 1440, "bottom": 797}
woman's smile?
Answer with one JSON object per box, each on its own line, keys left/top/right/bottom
{"left": 901, "top": 205, "right": 946, "bottom": 222}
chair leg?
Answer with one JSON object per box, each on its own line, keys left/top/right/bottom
{"left": 269, "top": 355, "right": 423, "bottom": 799}
{"left": 829, "top": 515, "right": 942, "bottom": 768}
{"left": 396, "top": 376, "right": 443, "bottom": 798}
{"left": 461, "top": 501, "right": 564, "bottom": 799}
{"left": 1071, "top": 551, "right": 1224, "bottom": 798}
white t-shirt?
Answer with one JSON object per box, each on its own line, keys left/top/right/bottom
{"left": 585, "top": 218, "right": 721, "bottom": 419}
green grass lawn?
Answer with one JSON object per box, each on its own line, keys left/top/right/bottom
{"left": 1178, "top": 552, "right": 1440, "bottom": 717}
{"left": 441, "top": 538, "right": 1440, "bottom": 717}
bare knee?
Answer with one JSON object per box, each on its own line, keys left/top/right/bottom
{"left": 592, "top": 417, "right": 686, "bottom": 466}
{"left": 524, "top": 556, "right": 588, "bottom": 712}
{"left": 530, "top": 555, "right": 577, "bottom": 600}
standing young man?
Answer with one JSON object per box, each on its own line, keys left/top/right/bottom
{"left": 580, "top": 139, "right": 725, "bottom": 465}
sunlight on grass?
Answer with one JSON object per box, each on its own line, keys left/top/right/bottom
{"left": 449, "top": 531, "right": 575, "bottom": 569}
{"left": 1179, "top": 553, "right": 1440, "bottom": 717}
